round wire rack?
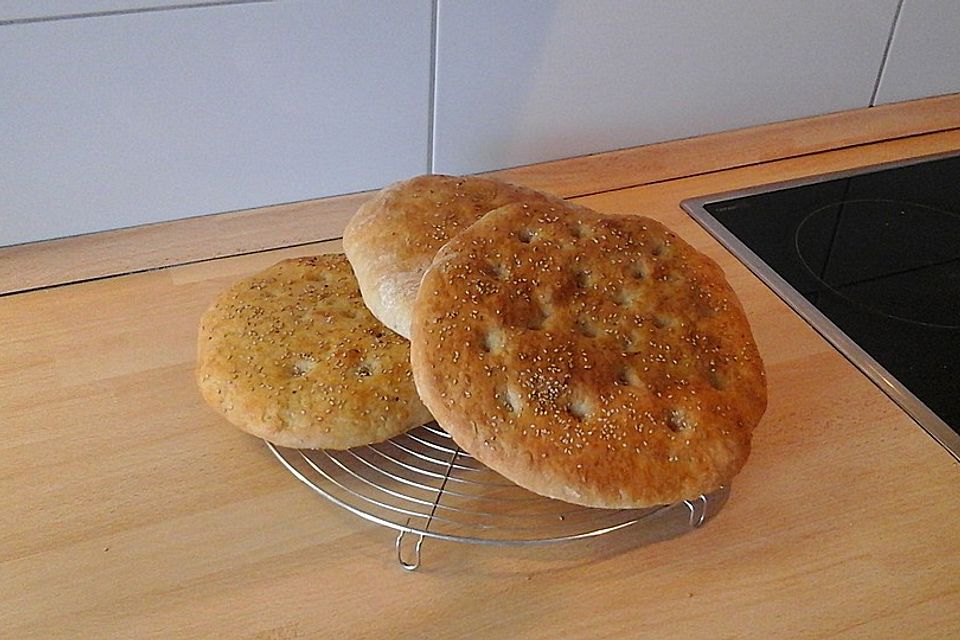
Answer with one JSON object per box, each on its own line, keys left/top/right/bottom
{"left": 267, "top": 422, "right": 725, "bottom": 570}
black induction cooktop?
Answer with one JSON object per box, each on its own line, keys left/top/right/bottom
{"left": 682, "top": 152, "right": 960, "bottom": 460}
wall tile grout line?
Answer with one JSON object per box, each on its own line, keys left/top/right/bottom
{"left": 0, "top": 0, "right": 271, "bottom": 27}
{"left": 427, "top": 0, "right": 440, "bottom": 174}
{"left": 870, "top": 0, "right": 906, "bottom": 107}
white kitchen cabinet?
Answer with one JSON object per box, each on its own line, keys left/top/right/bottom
{"left": 432, "top": 0, "right": 900, "bottom": 175}
{"left": 873, "top": 0, "right": 960, "bottom": 105}
{"left": 0, "top": 1, "right": 432, "bottom": 246}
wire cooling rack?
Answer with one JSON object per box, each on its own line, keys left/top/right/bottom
{"left": 267, "top": 422, "right": 725, "bottom": 570}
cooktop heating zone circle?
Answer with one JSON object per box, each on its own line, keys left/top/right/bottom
{"left": 794, "top": 199, "right": 960, "bottom": 330}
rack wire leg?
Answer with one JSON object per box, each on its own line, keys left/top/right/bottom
{"left": 683, "top": 494, "right": 709, "bottom": 528}
{"left": 396, "top": 523, "right": 425, "bottom": 571}
{"left": 393, "top": 446, "right": 461, "bottom": 571}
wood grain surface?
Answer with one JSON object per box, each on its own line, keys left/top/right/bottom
{"left": 1, "top": 114, "right": 958, "bottom": 639}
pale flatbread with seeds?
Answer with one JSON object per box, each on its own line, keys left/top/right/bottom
{"left": 343, "top": 174, "right": 564, "bottom": 338}
{"left": 410, "top": 201, "right": 766, "bottom": 508}
{"left": 197, "top": 254, "right": 432, "bottom": 449}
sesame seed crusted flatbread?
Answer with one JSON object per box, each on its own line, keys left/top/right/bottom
{"left": 410, "top": 201, "right": 767, "bottom": 508}
{"left": 197, "top": 254, "right": 432, "bottom": 449}
{"left": 343, "top": 174, "right": 564, "bottom": 338}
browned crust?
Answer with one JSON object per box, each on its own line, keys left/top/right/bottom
{"left": 196, "top": 254, "right": 432, "bottom": 449}
{"left": 342, "top": 174, "right": 564, "bottom": 338}
{"left": 410, "top": 202, "right": 767, "bottom": 507}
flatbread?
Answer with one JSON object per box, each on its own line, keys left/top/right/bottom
{"left": 197, "top": 254, "right": 432, "bottom": 449}
{"left": 342, "top": 174, "right": 563, "bottom": 338}
{"left": 410, "top": 201, "right": 767, "bottom": 508}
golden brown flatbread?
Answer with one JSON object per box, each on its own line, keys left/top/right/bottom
{"left": 410, "top": 201, "right": 766, "bottom": 507}
{"left": 342, "top": 174, "right": 563, "bottom": 338}
{"left": 197, "top": 254, "right": 432, "bottom": 449}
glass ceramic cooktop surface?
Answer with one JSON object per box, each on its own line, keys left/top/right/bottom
{"left": 682, "top": 152, "right": 960, "bottom": 460}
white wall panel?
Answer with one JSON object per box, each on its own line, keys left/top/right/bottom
{"left": 432, "top": 0, "right": 899, "bottom": 175}
{"left": 0, "top": 1, "right": 431, "bottom": 246}
{"left": 874, "top": 0, "right": 960, "bottom": 105}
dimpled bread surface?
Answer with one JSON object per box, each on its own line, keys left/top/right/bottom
{"left": 342, "top": 174, "right": 564, "bottom": 339}
{"left": 410, "top": 201, "right": 767, "bottom": 508}
{"left": 197, "top": 254, "right": 432, "bottom": 449}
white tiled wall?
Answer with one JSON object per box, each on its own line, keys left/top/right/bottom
{"left": 873, "top": 0, "right": 960, "bottom": 105}
{"left": 0, "top": 1, "right": 432, "bottom": 246}
{"left": 1, "top": 0, "right": 956, "bottom": 247}
{"left": 431, "top": 0, "right": 899, "bottom": 175}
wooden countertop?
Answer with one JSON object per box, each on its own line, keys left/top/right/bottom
{"left": 2, "top": 96, "right": 959, "bottom": 639}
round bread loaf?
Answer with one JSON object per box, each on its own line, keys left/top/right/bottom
{"left": 342, "top": 174, "right": 563, "bottom": 338}
{"left": 197, "top": 254, "right": 432, "bottom": 449}
{"left": 410, "top": 201, "right": 767, "bottom": 508}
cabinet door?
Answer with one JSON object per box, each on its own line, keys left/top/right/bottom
{"left": 874, "top": 0, "right": 960, "bottom": 105}
{"left": 432, "top": 0, "right": 899, "bottom": 175}
{"left": 0, "top": 1, "right": 432, "bottom": 246}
